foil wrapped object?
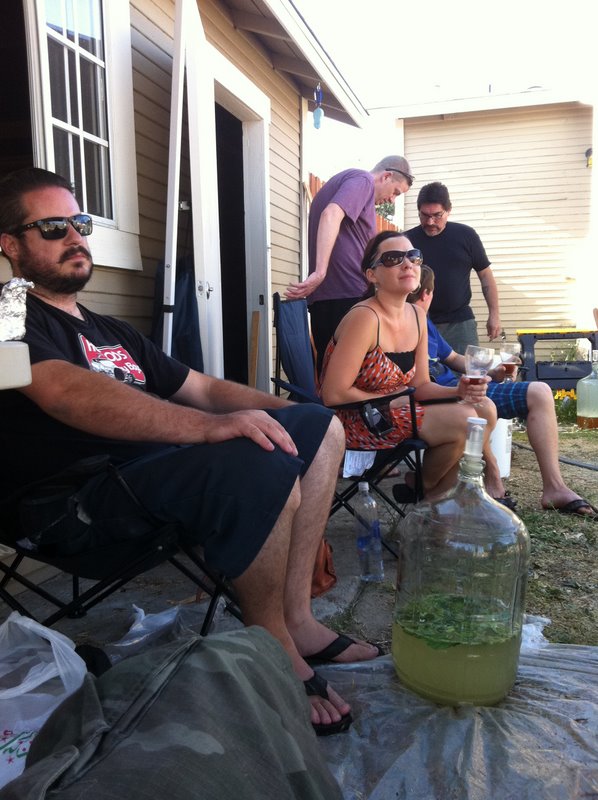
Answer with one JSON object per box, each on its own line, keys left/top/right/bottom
{"left": 0, "top": 277, "right": 34, "bottom": 341}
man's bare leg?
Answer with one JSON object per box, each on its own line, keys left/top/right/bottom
{"left": 525, "top": 382, "right": 591, "bottom": 511}
{"left": 282, "top": 415, "right": 379, "bottom": 665}
{"left": 231, "top": 417, "right": 352, "bottom": 728}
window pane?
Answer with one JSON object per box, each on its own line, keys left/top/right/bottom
{"left": 84, "top": 140, "right": 112, "bottom": 218}
{"left": 46, "top": 0, "right": 64, "bottom": 36}
{"left": 68, "top": 49, "right": 79, "bottom": 127}
{"left": 48, "top": 38, "right": 68, "bottom": 122}
{"left": 46, "top": 0, "right": 113, "bottom": 222}
{"left": 66, "top": 0, "right": 75, "bottom": 43}
{"left": 80, "top": 57, "right": 106, "bottom": 138}
{"left": 78, "top": 0, "right": 104, "bottom": 59}
{"left": 53, "top": 128, "right": 83, "bottom": 208}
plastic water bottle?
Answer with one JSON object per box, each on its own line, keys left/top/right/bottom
{"left": 354, "top": 482, "right": 384, "bottom": 582}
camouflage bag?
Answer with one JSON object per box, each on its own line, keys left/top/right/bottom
{"left": 0, "top": 627, "right": 342, "bottom": 800}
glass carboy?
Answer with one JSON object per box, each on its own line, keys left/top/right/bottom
{"left": 576, "top": 350, "right": 598, "bottom": 430}
{"left": 392, "top": 417, "right": 531, "bottom": 706}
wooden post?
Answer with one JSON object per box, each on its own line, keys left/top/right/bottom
{"left": 248, "top": 310, "right": 260, "bottom": 388}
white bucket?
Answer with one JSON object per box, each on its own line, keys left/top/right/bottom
{"left": 489, "top": 418, "right": 513, "bottom": 478}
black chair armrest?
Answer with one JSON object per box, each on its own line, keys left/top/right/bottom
{"left": 270, "top": 376, "right": 320, "bottom": 404}
{"left": 329, "top": 388, "right": 419, "bottom": 439}
{"left": 331, "top": 387, "right": 415, "bottom": 412}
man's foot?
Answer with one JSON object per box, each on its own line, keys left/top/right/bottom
{"left": 295, "top": 621, "right": 381, "bottom": 664}
{"left": 542, "top": 495, "right": 598, "bottom": 519}
{"left": 305, "top": 633, "right": 384, "bottom": 665}
{"left": 304, "top": 671, "right": 353, "bottom": 736}
{"left": 542, "top": 489, "right": 598, "bottom": 519}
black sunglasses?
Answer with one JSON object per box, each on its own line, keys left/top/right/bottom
{"left": 373, "top": 249, "right": 423, "bottom": 268}
{"left": 384, "top": 167, "right": 415, "bottom": 187}
{"left": 11, "top": 214, "right": 93, "bottom": 240}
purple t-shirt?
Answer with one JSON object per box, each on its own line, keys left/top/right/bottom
{"left": 308, "top": 169, "right": 376, "bottom": 304}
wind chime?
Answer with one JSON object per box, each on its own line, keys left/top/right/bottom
{"left": 313, "top": 82, "right": 324, "bottom": 129}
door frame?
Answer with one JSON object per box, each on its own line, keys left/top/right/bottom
{"left": 210, "top": 44, "right": 272, "bottom": 391}
{"left": 164, "top": 0, "right": 271, "bottom": 387}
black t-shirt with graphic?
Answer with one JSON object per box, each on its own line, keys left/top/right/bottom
{"left": 0, "top": 294, "right": 189, "bottom": 499}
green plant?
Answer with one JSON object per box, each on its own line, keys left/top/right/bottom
{"left": 375, "top": 201, "right": 395, "bottom": 221}
{"left": 553, "top": 390, "right": 577, "bottom": 424}
{"left": 549, "top": 340, "right": 590, "bottom": 362}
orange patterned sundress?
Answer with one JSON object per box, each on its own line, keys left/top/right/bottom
{"left": 319, "top": 307, "right": 425, "bottom": 450}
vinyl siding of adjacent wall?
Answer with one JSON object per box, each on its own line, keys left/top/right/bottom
{"left": 403, "top": 102, "right": 593, "bottom": 347}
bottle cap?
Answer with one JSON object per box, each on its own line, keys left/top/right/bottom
{"left": 464, "top": 416, "right": 487, "bottom": 458}
{"left": 358, "top": 481, "right": 369, "bottom": 492}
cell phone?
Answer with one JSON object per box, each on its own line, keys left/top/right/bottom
{"left": 361, "top": 402, "right": 394, "bottom": 436}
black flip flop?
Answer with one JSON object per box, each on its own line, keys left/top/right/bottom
{"left": 493, "top": 492, "right": 518, "bottom": 511}
{"left": 552, "top": 498, "right": 598, "bottom": 520}
{"left": 305, "top": 633, "right": 384, "bottom": 666}
{"left": 304, "top": 671, "right": 353, "bottom": 737}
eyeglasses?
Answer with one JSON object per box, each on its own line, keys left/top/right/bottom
{"left": 372, "top": 249, "right": 423, "bottom": 268}
{"left": 384, "top": 168, "right": 414, "bottom": 187}
{"left": 418, "top": 210, "right": 446, "bottom": 221}
{"left": 10, "top": 214, "right": 93, "bottom": 240}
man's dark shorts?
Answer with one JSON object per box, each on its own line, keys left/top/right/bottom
{"left": 74, "top": 404, "right": 335, "bottom": 578}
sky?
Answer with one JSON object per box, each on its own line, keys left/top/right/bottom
{"left": 292, "top": 0, "right": 595, "bottom": 179}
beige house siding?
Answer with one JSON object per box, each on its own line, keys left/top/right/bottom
{"left": 403, "top": 102, "right": 593, "bottom": 346}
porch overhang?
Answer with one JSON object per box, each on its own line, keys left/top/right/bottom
{"left": 220, "top": 0, "right": 368, "bottom": 127}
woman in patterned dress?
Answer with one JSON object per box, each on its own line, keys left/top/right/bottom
{"left": 319, "top": 230, "right": 496, "bottom": 497}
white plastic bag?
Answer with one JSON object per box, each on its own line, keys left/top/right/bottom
{"left": 0, "top": 612, "right": 87, "bottom": 789}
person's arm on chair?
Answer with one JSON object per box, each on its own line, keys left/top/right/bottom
{"left": 21, "top": 360, "right": 297, "bottom": 455}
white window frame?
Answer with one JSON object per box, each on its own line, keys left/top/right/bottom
{"left": 24, "top": 0, "right": 141, "bottom": 270}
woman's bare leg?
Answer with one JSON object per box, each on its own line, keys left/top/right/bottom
{"left": 417, "top": 401, "right": 483, "bottom": 495}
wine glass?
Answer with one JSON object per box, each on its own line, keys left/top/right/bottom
{"left": 464, "top": 345, "right": 495, "bottom": 383}
{"left": 463, "top": 345, "right": 494, "bottom": 407}
{"left": 499, "top": 342, "right": 521, "bottom": 383}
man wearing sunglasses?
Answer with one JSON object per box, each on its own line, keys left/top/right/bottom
{"left": 0, "top": 167, "right": 381, "bottom": 737}
{"left": 405, "top": 181, "right": 502, "bottom": 355}
{"left": 285, "top": 155, "right": 414, "bottom": 374}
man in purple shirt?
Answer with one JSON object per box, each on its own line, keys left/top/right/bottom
{"left": 285, "top": 156, "right": 413, "bottom": 373}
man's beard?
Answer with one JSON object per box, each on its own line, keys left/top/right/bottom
{"left": 17, "top": 245, "right": 94, "bottom": 294}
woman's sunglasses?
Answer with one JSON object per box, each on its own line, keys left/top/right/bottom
{"left": 372, "top": 249, "right": 423, "bottom": 268}
{"left": 10, "top": 214, "right": 93, "bottom": 240}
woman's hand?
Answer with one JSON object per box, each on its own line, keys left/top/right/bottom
{"left": 457, "top": 375, "right": 489, "bottom": 406}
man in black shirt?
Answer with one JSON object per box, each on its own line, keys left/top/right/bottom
{"left": 0, "top": 167, "right": 379, "bottom": 735}
{"left": 406, "top": 181, "right": 502, "bottom": 354}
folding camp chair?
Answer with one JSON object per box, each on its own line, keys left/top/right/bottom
{"left": 272, "top": 293, "right": 428, "bottom": 552}
{"left": 0, "top": 456, "right": 241, "bottom": 636}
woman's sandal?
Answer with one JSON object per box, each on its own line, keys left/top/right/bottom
{"left": 304, "top": 671, "right": 353, "bottom": 737}
{"left": 493, "top": 491, "right": 517, "bottom": 511}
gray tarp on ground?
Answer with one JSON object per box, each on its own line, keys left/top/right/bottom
{"left": 317, "top": 645, "right": 598, "bottom": 799}
{"left": 107, "top": 606, "right": 598, "bottom": 799}
{"left": 12, "top": 605, "right": 595, "bottom": 800}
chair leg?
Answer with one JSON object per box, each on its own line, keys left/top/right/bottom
{"left": 69, "top": 575, "right": 87, "bottom": 618}
{"left": 173, "top": 545, "right": 242, "bottom": 635}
